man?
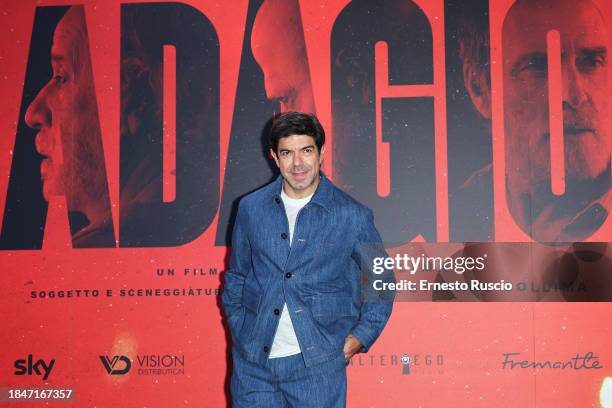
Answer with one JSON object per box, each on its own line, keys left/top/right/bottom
{"left": 24, "top": 6, "right": 115, "bottom": 247}
{"left": 25, "top": 6, "right": 194, "bottom": 248}
{"left": 460, "top": 0, "right": 611, "bottom": 242}
{"left": 251, "top": 0, "right": 316, "bottom": 113}
{"left": 222, "top": 112, "right": 394, "bottom": 407}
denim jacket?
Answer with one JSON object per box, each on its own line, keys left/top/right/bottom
{"left": 221, "top": 173, "right": 395, "bottom": 367}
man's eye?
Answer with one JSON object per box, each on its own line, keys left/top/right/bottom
{"left": 303, "top": 148, "right": 313, "bottom": 153}
{"left": 579, "top": 54, "right": 607, "bottom": 71}
{"left": 521, "top": 58, "right": 547, "bottom": 74}
{"left": 280, "top": 151, "right": 290, "bottom": 157}
{"left": 53, "top": 75, "right": 67, "bottom": 84}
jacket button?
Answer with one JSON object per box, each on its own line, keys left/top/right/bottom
{"left": 281, "top": 232, "right": 288, "bottom": 240}
{"left": 274, "top": 197, "right": 281, "bottom": 204}
{"left": 263, "top": 346, "right": 269, "bottom": 353}
{"left": 285, "top": 272, "right": 292, "bottom": 279}
{"left": 273, "top": 309, "right": 280, "bottom": 315}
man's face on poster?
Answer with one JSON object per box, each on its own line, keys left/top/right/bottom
{"left": 24, "top": 6, "right": 103, "bottom": 213}
{"left": 251, "top": 0, "right": 315, "bottom": 113}
{"left": 502, "top": 0, "right": 611, "bottom": 200}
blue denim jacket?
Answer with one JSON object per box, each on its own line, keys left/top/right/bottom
{"left": 221, "top": 173, "right": 394, "bottom": 367}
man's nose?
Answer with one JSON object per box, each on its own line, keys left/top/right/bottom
{"left": 292, "top": 151, "right": 304, "bottom": 166}
{"left": 562, "top": 62, "right": 588, "bottom": 109}
{"left": 25, "top": 84, "right": 52, "bottom": 130}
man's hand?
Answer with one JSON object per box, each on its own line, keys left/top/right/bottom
{"left": 343, "top": 333, "right": 363, "bottom": 363}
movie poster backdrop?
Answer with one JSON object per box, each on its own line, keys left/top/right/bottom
{"left": 0, "top": 0, "right": 611, "bottom": 406}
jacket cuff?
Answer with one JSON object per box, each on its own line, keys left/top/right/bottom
{"left": 350, "top": 324, "right": 377, "bottom": 353}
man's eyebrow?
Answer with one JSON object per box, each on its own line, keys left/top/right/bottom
{"left": 578, "top": 46, "right": 607, "bottom": 57}
{"left": 51, "top": 52, "right": 66, "bottom": 63}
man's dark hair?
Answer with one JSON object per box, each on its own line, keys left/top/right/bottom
{"left": 268, "top": 112, "right": 325, "bottom": 153}
{"left": 455, "top": 1, "right": 491, "bottom": 86}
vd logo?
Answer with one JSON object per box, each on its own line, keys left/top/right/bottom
{"left": 99, "top": 355, "right": 131, "bottom": 375}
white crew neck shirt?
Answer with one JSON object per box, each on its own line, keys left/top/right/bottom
{"left": 269, "top": 188, "right": 313, "bottom": 358}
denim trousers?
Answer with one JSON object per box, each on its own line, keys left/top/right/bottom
{"left": 230, "top": 349, "right": 347, "bottom": 407}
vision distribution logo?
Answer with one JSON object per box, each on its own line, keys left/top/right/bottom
{"left": 99, "top": 354, "right": 185, "bottom": 376}
{"left": 99, "top": 356, "right": 131, "bottom": 375}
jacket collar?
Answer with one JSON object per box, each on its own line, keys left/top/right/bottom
{"left": 271, "top": 171, "right": 334, "bottom": 212}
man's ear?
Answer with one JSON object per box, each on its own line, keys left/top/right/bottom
{"left": 319, "top": 144, "right": 325, "bottom": 164}
{"left": 270, "top": 148, "right": 280, "bottom": 167}
{"left": 463, "top": 62, "right": 492, "bottom": 119}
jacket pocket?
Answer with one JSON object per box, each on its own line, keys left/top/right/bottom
{"left": 235, "top": 286, "right": 262, "bottom": 343}
{"left": 317, "top": 241, "right": 351, "bottom": 259}
{"left": 228, "top": 309, "right": 245, "bottom": 339}
{"left": 310, "top": 296, "right": 358, "bottom": 319}
{"left": 242, "top": 286, "right": 262, "bottom": 314}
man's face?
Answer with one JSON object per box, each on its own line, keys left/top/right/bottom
{"left": 271, "top": 134, "right": 324, "bottom": 198}
{"left": 252, "top": 0, "right": 315, "bottom": 113}
{"left": 24, "top": 7, "right": 103, "bottom": 212}
{"left": 502, "top": 0, "right": 611, "bottom": 194}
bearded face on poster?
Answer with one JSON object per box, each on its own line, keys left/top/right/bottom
{"left": 22, "top": 4, "right": 219, "bottom": 248}
{"left": 24, "top": 6, "right": 115, "bottom": 247}
{"left": 461, "top": 0, "right": 611, "bottom": 243}
{"left": 23, "top": 5, "right": 163, "bottom": 248}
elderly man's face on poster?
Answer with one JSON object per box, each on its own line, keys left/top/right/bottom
{"left": 501, "top": 0, "right": 611, "bottom": 241}
{"left": 25, "top": 6, "right": 110, "bottom": 224}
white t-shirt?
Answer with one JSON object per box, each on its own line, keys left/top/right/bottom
{"left": 269, "top": 188, "right": 313, "bottom": 358}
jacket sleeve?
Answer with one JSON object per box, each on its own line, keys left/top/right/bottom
{"left": 350, "top": 208, "right": 395, "bottom": 353}
{"left": 221, "top": 201, "right": 252, "bottom": 335}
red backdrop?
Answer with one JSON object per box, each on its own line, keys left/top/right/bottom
{"left": 1, "top": 0, "right": 611, "bottom": 406}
